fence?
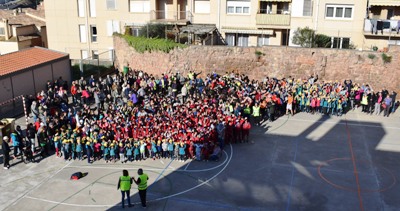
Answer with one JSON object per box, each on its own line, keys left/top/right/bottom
{"left": 71, "top": 49, "right": 115, "bottom": 80}
{"left": 0, "top": 96, "right": 24, "bottom": 119}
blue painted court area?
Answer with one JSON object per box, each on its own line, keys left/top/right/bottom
{"left": 2, "top": 111, "right": 400, "bottom": 211}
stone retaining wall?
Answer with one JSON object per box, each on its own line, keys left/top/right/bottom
{"left": 114, "top": 36, "right": 400, "bottom": 92}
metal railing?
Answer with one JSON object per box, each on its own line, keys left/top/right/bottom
{"left": 151, "top": 10, "right": 193, "bottom": 22}
{"left": 256, "top": 13, "right": 291, "bottom": 26}
{"left": 364, "top": 18, "right": 400, "bottom": 35}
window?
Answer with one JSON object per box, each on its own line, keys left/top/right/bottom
{"left": 81, "top": 50, "right": 88, "bottom": 59}
{"left": 0, "top": 27, "right": 4, "bottom": 35}
{"left": 106, "top": 20, "right": 120, "bottom": 36}
{"left": 91, "top": 25, "right": 97, "bottom": 42}
{"left": 259, "top": 2, "right": 272, "bottom": 14}
{"left": 89, "top": 0, "right": 96, "bottom": 17}
{"left": 326, "top": 7, "right": 334, "bottom": 17}
{"left": 326, "top": 5, "right": 353, "bottom": 19}
{"left": 303, "top": 0, "right": 312, "bottom": 16}
{"left": 344, "top": 8, "right": 352, "bottom": 18}
{"left": 331, "top": 37, "right": 350, "bottom": 49}
{"left": 335, "top": 7, "right": 343, "bottom": 18}
{"left": 237, "top": 34, "right": 249, "bottom": 47}
{"left": 194, "top": 0, "right": 210, "bottom": 14}
{"left": 132, "top": 28, "right": 140, "bottom": 37}
{"left": 227, "top": 0, "right": 250, "bottom": 14}
{"left": 129, "top": 0, "right": 150, "bottom": 13}
{"left": 77, "top": 0, "right": 85, "bottom": 17}
{"left": 106, "top": 0, "right": 116, "bottom": 10}
{"left": 387, "top": 9, "right": 394, "bottom": 19}
{"left": 79, "top": 25, "right": 87, "bottom": 43}
{"left": 226, "top": 33, "right": 235, "bottom": 46}
{"left": 257, "top": 35, "right": 269, "bottom": 46}
{"left": 108, "top": 48, "right": 114, "bottom": 61}
{"left": 92, "top": 50, "right": 99, "bottom": 60}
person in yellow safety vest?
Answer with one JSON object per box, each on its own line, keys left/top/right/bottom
{"left": 252, "top": 103, "right": 261, "bottom": 126}
{"left": 133, "top": 168, "right": 149, "bottom": 208}
{"left": 188, "top": 71, "right": 194, "bottom": 81}
{"left": 117, "top": 169, "right": 133, "bottom": 208}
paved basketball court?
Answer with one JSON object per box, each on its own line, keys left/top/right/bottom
{"left": 1, "top": 110, "right": 400, "bottom": 211}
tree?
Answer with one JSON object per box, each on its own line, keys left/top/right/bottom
{"left": 315, "top": 34, "right": 331, "bottom": 48}
{"left": 292, "top": 27, "right": 315, "bottom": 48}
{"left": 292, "top": 27, "right": 332, "bottom": 48}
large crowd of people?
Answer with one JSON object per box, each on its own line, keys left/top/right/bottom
{"left": 2, "top": 68, "right": 398, "bottom": 169}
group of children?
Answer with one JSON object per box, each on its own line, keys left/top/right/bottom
{"left": 54, "top": 129, "right": 219, "bottom": 163}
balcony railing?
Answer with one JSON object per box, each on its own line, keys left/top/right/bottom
{"left": 256, "top": 13, "right": 291, "bottom": 26}
{"left": 150, "top": 10, "right": 193, "bottom": 23}
{"left": 364, "top": 18, "right": 400, "bottom": 36}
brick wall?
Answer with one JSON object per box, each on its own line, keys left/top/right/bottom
{"left": 114, "top": 36, "right": 400, "bottom": 92}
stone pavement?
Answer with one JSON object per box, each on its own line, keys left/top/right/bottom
{"left": 1, "top": 109, "right": 400, "bottom": 211}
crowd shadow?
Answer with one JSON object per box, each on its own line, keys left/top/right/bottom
{"left": 102, "top": 115, "right": 400, "bottom": 210}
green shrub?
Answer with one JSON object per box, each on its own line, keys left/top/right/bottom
{"left": 72, "top": 64, "right": 113, "bottom": 80}
{"left": 120, "top": 34, "right": 187, "bottom": 53}
{"left": 367, "top": 54, "right": 376, "bottom": 59}
{"left": 255, "top": 50, "right": 264, "bottom": 56}
{"left": 381, "top": 53, "right": 392, "bottom": 63}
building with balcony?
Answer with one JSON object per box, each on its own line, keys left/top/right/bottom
{"left": 363, "top": 0, "right": 400, "bottom": 50}
{"left": 0, "top": 4, "right": 47, "bottom": 55}
{"left": 44, "top": 0, "right": 298, "bottom": 60}
{"left": 289, "top": 0, "right": 366, "bottom": 50}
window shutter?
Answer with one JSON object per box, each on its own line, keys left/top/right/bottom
{"left": 79, "top": 25, "right": 87, "bottom": 43}
{"left": 78, "top": 0, "right": 85, "bottom": 17}
{"left": 90, "top": 0, "right": 96, "bottom": 17}
{"left": 303, "top": 0, "right": 312, "bottom": 16}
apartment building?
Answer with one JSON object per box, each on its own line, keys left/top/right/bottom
{"left": 0, "top": 5, "right": 47, "bottom": 55}
{"left": 44, "top": 0, "right": 294, "bottom": 60}
{"left": 364, "top": 0, "right": 400, "bottom": 50}
{"left": 290, "top": 0, "right": 367, "bottom": 50}
{"left": 45, "top": 0, "right": 396, "bottom": 60}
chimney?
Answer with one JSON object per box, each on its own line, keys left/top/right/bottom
{"left": 13, "top": 9, "right": 18, "bottom": 16}
{"left": 2, "top": 19, "right": 10, "bottom": 40}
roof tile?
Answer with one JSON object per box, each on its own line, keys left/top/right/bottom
{"left": 0, "top": 47, "right": 68, "bottom": 77}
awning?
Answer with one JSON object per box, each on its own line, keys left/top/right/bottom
{"left": 259, "top": 0, "right": 291, "bottom": 2}
{"left": 369, "top": 0, "right": 400, "bottom": 6}
{"left": 222, "top": 28, "right": 274, "bottom": 35}
{"left": 180, "top": 24, "right": 217, "bottom": 35}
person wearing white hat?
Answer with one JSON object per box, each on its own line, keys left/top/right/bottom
{"left": 2, "top": 136, "right": 11, "bottom": 169}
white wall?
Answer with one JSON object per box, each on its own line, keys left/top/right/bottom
{"left": 291, "top": 0, "right": 304, "bottom": 17}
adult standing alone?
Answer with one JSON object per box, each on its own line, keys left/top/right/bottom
{"left": 117, "top": 169, "right": 133, "bottom": 208}
{"left": 133, "top": 168, "right": 149, "bottom": 208}
{"left": 383, "top": 95, "right": 392, "bottom": 117}
{"left": 2, "top": 136, "right": 11, "bottom": 169}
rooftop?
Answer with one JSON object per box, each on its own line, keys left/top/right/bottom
{"left": 0, "top": 47, "right": 68, "bottom": 77}
{"left": 0, "top": 6, "right": 45, "bottom": 27}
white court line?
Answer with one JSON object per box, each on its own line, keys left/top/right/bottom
{"left": 184, "top": 161, "right": 191, "bottom": 171}
{"left": 286, "top": 118, "right": 400, "bottom": 130}
{"left": 66, "top": 150, "right": 229, "bottom": 173}
{"left": 24, "top": 144, "right": 234, "bottom": 208}
{"left": 8, "top": 161, "right": 72, "bottom": 208}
